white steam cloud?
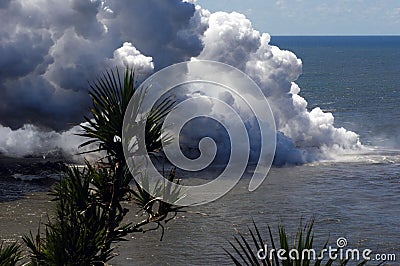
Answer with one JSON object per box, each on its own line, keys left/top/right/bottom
{"left": 0, "top": 0, "right": 361, "bottom": 164}
{"left": 0, "top": 124, "right": 83, "bottom": 158}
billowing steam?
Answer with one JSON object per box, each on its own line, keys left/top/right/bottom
{"left": 0, "top": 123, "right": 100, "bottom": 161}
{"left": 0, "top": 0, "right": 361, "bottom": 164}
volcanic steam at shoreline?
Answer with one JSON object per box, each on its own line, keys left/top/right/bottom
{"left": 0, "top": 0, "right": 361, "bottom": 164}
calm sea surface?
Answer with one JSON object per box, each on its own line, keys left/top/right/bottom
{"left": 0, "top": 36, "right": 399, "bottom": 265}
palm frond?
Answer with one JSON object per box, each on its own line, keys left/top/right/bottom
{"left": 0, "top": 241, "right": 22, "bottom": 266}
{"left": 78, "top": 67, "right": 175, "bottom": 162}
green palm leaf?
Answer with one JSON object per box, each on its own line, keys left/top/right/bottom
{"left": 0, "top": 241, "right": 22, "bottom": 266}
{"left": 78, "top": 67, "right": 174, "bottom": 163}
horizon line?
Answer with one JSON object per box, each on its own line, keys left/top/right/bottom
{"left": 270, "top": 34, "right": 400, "bottom": 37}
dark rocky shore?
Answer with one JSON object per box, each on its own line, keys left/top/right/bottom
{"left": 0, "top": 154, "right": 72, "bottom": 202}
{"left": 0, "top": 155, "right": 67, "bottom": 177}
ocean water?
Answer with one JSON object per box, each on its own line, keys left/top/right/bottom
{"left": 271, "top": 36, "right": 400, "bottom": 149}
{"left": 0, "top": 36, "right": 399, "bottom": 265}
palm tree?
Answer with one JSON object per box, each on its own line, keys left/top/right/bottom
{"left": 23, "top": 67, "right": 181, "bottom": 265}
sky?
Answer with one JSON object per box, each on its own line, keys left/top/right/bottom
{"left": 196, "top": 0, "right": 400, "bottom": 35}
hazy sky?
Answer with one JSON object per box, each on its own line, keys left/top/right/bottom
{"left": 196, "top": 0, "right": 400, "bottom": 35}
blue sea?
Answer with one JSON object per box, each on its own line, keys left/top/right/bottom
{"left": 1, "top": 36, "right": 399, "bottom": 265}
{"left": 271, "top": 36, "right": 400, "bottom": 149}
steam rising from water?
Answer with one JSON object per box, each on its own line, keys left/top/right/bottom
{"left": 0, "top": 123, "right": 101, "bottom": 161}
{"left": 0, "top": 0, "right": 363, "bottom": 164}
